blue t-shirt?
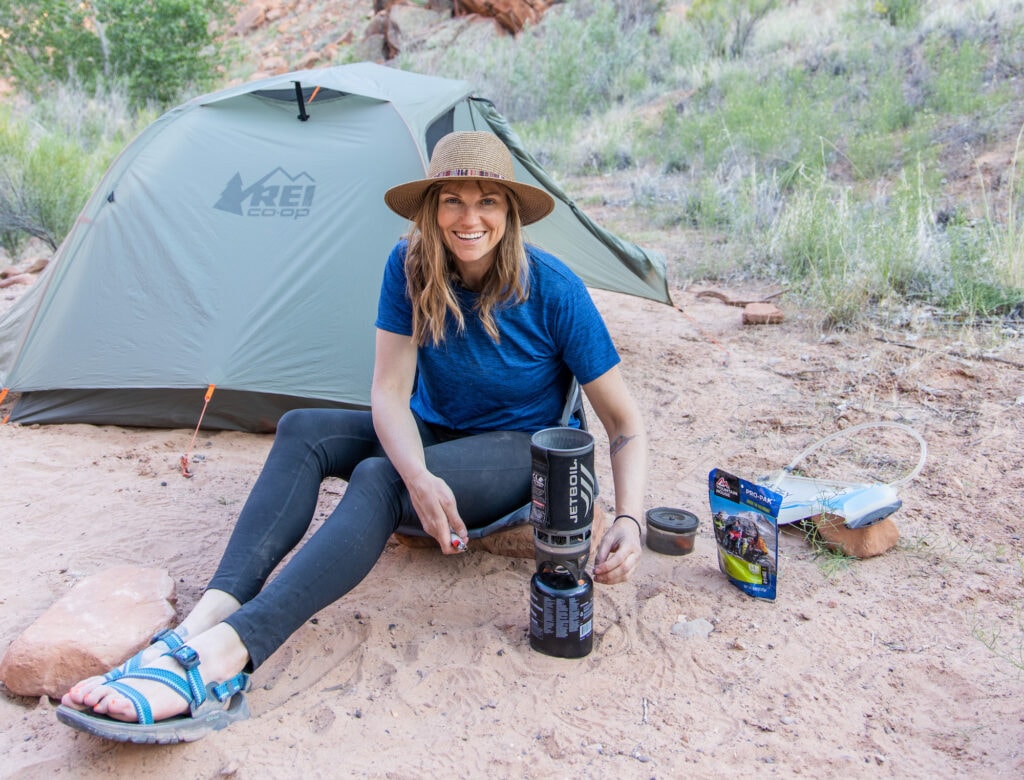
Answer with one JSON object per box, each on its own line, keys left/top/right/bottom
{"left": 375, "top": 241, "right": 620, "bottom": 434}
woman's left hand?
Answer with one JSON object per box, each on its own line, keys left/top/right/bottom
{"left": 592, "top": 517, "right": 642, "bottom": 584}
{"left": 581, "top": 366, "right": 648, "bottom": 586}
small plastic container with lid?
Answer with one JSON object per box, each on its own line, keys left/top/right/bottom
{"left": 645, "top": 507, "right": 700, "bottom": 556}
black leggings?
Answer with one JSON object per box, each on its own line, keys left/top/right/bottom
{"left": 209, "top": 408, "right": 532, "bottom": 668}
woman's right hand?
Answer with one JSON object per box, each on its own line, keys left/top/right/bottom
{"left": 372, "top": 329, "right": 466, "bottom": 554}
{"left": 405, "top": 470, "right": 468, "bottom": 554}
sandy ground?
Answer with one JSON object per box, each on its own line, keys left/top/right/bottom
{"left": 1, "top": 260, "right": 1023, "bottom": 777}
{"left": 3, "top": 0, "right": 1023, "bottom": 773}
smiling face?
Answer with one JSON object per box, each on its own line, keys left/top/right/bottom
{"left": 435, "top": 180, "right": 510, "bottom": 289}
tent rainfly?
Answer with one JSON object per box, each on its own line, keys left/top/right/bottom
{"left": 0, "top": 62, "right": 671, "bottom": 432}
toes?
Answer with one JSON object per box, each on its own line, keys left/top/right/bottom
{"left": 60, "top": 692, "right": 88, "bottom": 711}
{"left": 81, "top": 682, "right": 119, "bottom": 709}
{"left": 87, "top": 688, "right": 134, "bottom": 720}
{"left": 85, "top": 686, "right": 114, "bottom": 713}
{"left": 97, "top": 693, "right": 137, "bottom": 723}
{"left": 64, "top": 676, "right": 104, "bottom": 706}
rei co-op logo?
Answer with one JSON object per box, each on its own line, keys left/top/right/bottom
{"left": 214, "top": 167, "right": 315, "bottom": 219}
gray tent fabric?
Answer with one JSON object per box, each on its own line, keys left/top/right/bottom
{"left": 0, "top": 63, "right": 671, "bottom": 432}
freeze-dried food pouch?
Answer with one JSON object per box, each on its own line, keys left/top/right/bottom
{"left": 708, "top": 468, "right": 782, "bottom": 601}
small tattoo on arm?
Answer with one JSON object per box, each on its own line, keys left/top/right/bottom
{"left": 610, "top": 434, "right": 636, "bottom": 457}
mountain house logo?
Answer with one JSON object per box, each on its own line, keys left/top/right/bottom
{"left": 214, "top": 167, "right": 315, "bottom": 218}
{"left": 714, "top": 472, "right": 740, "bottom": 502}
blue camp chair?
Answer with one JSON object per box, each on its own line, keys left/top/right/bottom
{"left": 392, "top": 379, "right": 588, "bottom": 546}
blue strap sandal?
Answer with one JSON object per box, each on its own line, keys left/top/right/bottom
{"left": 56, "top": 644, "right": 251, "bottom": 744}
{"left": 102, "top": 627, "right": 186, "bottom": 683}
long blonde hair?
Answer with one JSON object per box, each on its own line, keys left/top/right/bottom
{"left": 404, "top": 182, "right": 530, "bottom": 346}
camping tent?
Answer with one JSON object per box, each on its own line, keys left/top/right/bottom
{"left": 0, "top": 62, "right": 671, "bottom": 432}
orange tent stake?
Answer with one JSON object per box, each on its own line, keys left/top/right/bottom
{"left": 181, "top": 385, "right": 216, "bottom": 478}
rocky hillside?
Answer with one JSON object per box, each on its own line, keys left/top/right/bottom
{"left": 222, "top": 0, "right": 542, "bottom": 81}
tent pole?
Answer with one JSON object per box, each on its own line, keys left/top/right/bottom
{"left": 294, "top": 81, "right": 309, "bottom": 121}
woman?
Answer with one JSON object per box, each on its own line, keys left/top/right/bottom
{"left": 56, "top": 131, "right": 648, "bottom": 744}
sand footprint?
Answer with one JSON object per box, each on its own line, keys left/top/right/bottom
{"left": 247, "top": 607, "right": 372, "bottom": 716}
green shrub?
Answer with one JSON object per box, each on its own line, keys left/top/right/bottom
{"left": 762, "top": 171, "right": 937, "bottom": 330}
{"left": 944, "top": 210, "right": 1023, "bottom": 320}
{"left": 0, "top": 83, "right": 151, "bottom": 252}
{"left": 977, "top": 125, "right": 1024, "bottom": 297}
{"left": 861, "top": 67, "right": 915, "bottom": 135}
{"left": 641, "top": 66, "right": 840, "bottom": 189}
{"left": 766, "top": 177, "right": 847, "bottom": 280}
{"left": 860, "top": 164, "right": 943, "bottom": 301}
{"left": 761, "top": 154, "right": 1024, "bottom": 328}
{"left": 924, "top": 36, "right": 991, "bottom": 117}
{"left": 688, "top": 0, "right": 780, "bottom": 59}
{"left": 872, "top": 0, "right": 921, "bottom": 28}
{"left": 0, "top": 126, "right": 97, "bottom": 252}
{"left": 0, "top": 0, "right": 236, "bottom": 108}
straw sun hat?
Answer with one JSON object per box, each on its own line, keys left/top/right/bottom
{"left": 384, "top": 131, "right": 555, "bottom": 226}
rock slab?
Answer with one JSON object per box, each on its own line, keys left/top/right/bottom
{"left": 742, "top": 302, "right": 785, "bottom": 325}
{"left": 812, "top": 513, "right": 899, "bottom": 558}
{"left": 0, "top": 566, "right": 177, "bottom": 698}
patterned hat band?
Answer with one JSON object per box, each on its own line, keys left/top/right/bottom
{"left": 433, "top": 169, "right": 507, "bottom": 181}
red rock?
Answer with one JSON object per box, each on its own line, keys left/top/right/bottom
{"left": 298, "top": 50, "right": 321, "bottom": 69}
{"left": 742, "top": 302, "right": 784, "bottom": 325}
{"left": 454, "top": 0, "right": 549, "bottom": 33}
{"left": 812, "top": 513, "right": 899, "bottom": 558}
{"left": 233, "top": 2, "right": 268, "bottom": 34}
{"left": 260, "top": 55, "right": 290, "bottom": 74}
{"left": 0, "top": 566, "right": 176, "bottom": 698}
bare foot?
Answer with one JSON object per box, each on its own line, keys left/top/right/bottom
{"left": 62, "top": 589, "right": 242, "bottom": 709}
{"left": 62, "top": 623, "right": 250, "bottom": 723}
{"left": 61, "top": 631, "right": 187, "bottom": 709}
{"left": 176, "top": 590, "right": 243, "bottom": 639}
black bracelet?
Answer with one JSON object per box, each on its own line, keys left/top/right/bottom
{"left": 614, "top": 514, "right": 643, "bottom": 537}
